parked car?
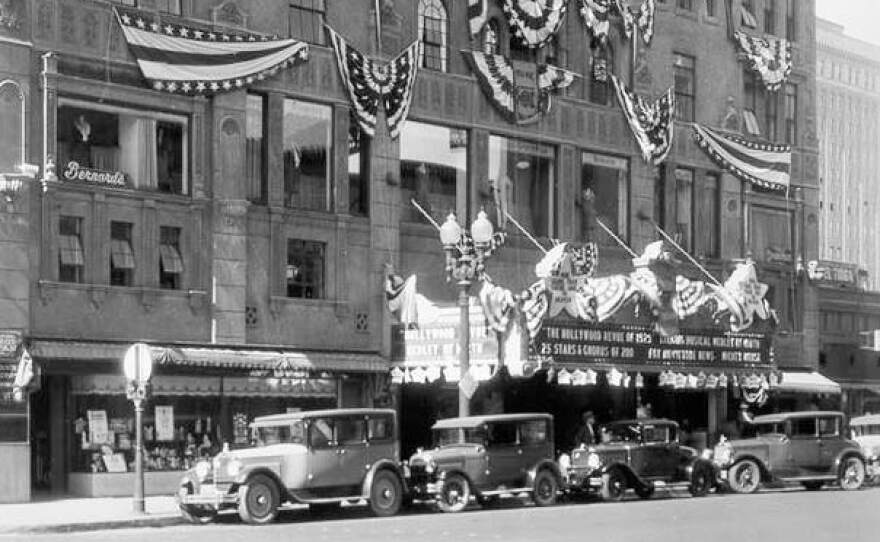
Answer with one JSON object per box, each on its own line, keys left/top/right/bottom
{"left": 849, "top": 414, "right": 880, "bottom": 484}
{"left": 176, "top": 408, "right": 406, "bottom": 524}
{"left": 405, "top": 413, "right": 562, "bottom": 512}
{"left": 713, "top": 410, "right": 866, "bottom": 493}
{"left": 558, "top": 419, "right": 715, "bottom": 501}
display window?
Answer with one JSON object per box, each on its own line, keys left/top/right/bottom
{"left": 488, "top": 135, "right": 556, "bottom": 238}
{"left": 399, "top": 121, "right": 468, "bottom": 224}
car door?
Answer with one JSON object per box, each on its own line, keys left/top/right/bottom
{"left": 307, "top": 416, "right": 341, "bottom": 488}
{"left": 641, "top": 424, "right": 678, "bottom": 479}
{"left": 366, "top": 413, "right": 397, "bottom": 466}
{"left": 486, "top": 421, "right": 522, "bottom": 488}
{"left": 334, "top": 416, "right": 370, "bottom": 491}
{"left": 788, "top": 417, "right": 820, "bottom": 474}
{"left": 518, "top": 419, "right": 551, "bottom": 476}
{"left": 816, "top": 415, "right": 846, "bottom": 472}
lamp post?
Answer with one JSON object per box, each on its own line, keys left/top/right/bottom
{"left": 123, "top": 343, "right": 152, "bottom": 514}
{"left": 439, "top": 209, "right": 503, "bottom": 417}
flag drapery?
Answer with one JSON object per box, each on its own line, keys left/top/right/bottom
{"left": 114, "top": 7, "right": 308, "bottom": 94}
{"left": 327, "top": 26, "right": 421, "bottom": 138}
{"left": 503, "top": 0, "right": 569, "bottom": 48}
{"left": 692, "top": 124, "right": 791, "bottom": 191}
{"left": 734, "top": 31, "right": 792, "bottom": 91}
{"left": 463, "top": 51, "right": 579, "bottom": 124}
{"left": 616, "top": 0, "right": 656, "bottom": 45}
{"left": 578, "top": 0, "right": 615, "bottom": 47}
{"left": 468, "top": 0, "right": 490, "bottom": 37}
{"left": 610, "top": 75, "right": 674, "bottom": 165}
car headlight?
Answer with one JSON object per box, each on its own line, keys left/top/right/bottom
{"left": 586, "top": 453, "right": 602, "bottom": 470}
{"left": 425, "top": 459, "right": 436, "bottom": 474}
{"left": 558, "top": 453, "right": 571, "bottom": 472}
{"left": 713, "top": 443, "right": 733, "bottom": 466}
{"left": 226, "top": 459, "right": 242, "bottom": 477}
{"left": 195, "top": 460, "right": 212, "bottom": 482}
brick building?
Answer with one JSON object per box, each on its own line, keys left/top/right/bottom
{"left": 0, "top": 0, "right": 820, "bottom": 502}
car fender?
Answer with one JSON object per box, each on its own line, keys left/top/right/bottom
{"left": 234, "top": 466, "right": 286, "bottom": 497}
{"left": 728, "top": 454, "right": 771, "bottom": 482}
{"left": 832, "top": 448, "right": 867, "bottom": 474}
{"left": 436, "top": 468, "right": 479, "bottom": 494}
{"left": 361, "top": 459, "right": 408, "bottom": 497}
{"left": 598, "top": 462, "right": 650, "bottom": 491}
{"left": 526, "top": 459, "right": 564, "bottom": 487}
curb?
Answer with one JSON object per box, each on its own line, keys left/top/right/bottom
{"left": 0, "top": 514, "right": 185, "bottom": 535}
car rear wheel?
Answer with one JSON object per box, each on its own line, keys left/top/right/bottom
{"left": 801, "top": 481, "right": 824, "bottom": 491}
{"left": 237, "top": 474, "right": 280, "bottom": 525}
{"left": 532, "top": 469, "right": 558, "bottom": 507}
{"left": 600, "top": 468, "right": 627, "bottom": 501}
{"left": 728, "top": 460, "right": 760, "bottom": 494}
{"left": 689, "top": 463, "right": 713, "bottom": 497}
{"left": 179, "top": 504, "right": 216, "bottom": 525}
{"left": 437, "top": 474, "right": 470, "bottom": 513}
{"left": 838, "top": 456, "right": 866, "bottom": 491}
{"left": 369, "top": 470, "right": 403, "bottom": 517}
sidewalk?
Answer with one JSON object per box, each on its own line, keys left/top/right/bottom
{"left": 0, "top": 495, "right": 184, "bottom": 535}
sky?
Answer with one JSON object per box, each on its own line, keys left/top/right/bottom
{"left": 815, "top": 0, "right": 880, "bottom": 47}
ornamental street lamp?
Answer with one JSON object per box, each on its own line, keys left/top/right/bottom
{"left": 439, "top": 209, "right": 503, "bottom": 417}
{"left": 123, "top": 342, "right": 152, "bottom": 514}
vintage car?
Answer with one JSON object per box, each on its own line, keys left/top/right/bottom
{"left": 713, "top": 411, "right": 866, "bottom": 493}
{"left": 558, "top": 419, "right": 716, "bottom": 501}
{"left": 849, "top": 414, "right": 880, "bottom": 484}
{"left": 405, "top": 413, "right": 562, "bottom": 512}
{"left": 176, "top": 408, "right": 407, "bottom": 524}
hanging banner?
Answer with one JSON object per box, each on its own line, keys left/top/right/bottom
{"left": 503, "top": 0, "right": 569, "bottom": 49}
{"left": 327, "top": 26, "right": 420, "bottom": 138}
{"left": 114, "top": 7, "right": 308, "bottom": 94}
{"left": 692, "top": 124, "right": 791, "bottom": 191}
{"left": 734, "top": 31, "right": 792, "bottom": 92}
{"left": 611, "top": 75, "right": 674, "bottom": 165}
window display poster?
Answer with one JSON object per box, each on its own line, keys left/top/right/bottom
{"left": 103, "top": 453, "right": 128, "bottom": 473}
{"left": 87, "top": 410, "right": 109, "bottom": 445}
{"left": 155, "top": 406, "right": 175, "bottom": 441}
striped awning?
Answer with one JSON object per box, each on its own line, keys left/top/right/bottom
{"left": 777, "top": 371, "right": 841, "bottom": 395}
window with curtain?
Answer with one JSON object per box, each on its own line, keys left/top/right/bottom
{"left": 764, "top": 0, "right": 776, "bottom": 34}
{"left": 399, "top": 121, "right": 468, "bottom": 224}
{"left": 348, "top": 113, "right": 369, "bottom": 216}
{"left": 57, "top": 102, "right": 187, "bottom": 194}
{"left": 742, "top": 70, "right": 761, "bottom": 135}
{"left": 750, "top": 205, "right": 793, "bottom": 262}
{"left": 784, "top": 83, "right": 798, "bottom": 145}
{"left": 59, "top": 215, "right": 84, "bottom": 283}
{"left": 159, "top": 226, "right": 183, "bottom": 290}
{"left": 283, "top": 99, "right": 332, "bottom": 212}
{"left": 579, "top": 152, "right": 630, "bottom": 245}
{"left": 483, "top": 19, "right": 500, "bottom": 55}
{"left": 418, "top": 0, "right": 448, "bottom": 71}
{"left": 287, "top": 239, "right": 325, "bottom": 299}
{"left": 673, "top": 168, "right": 694, "bottom": 252}
{"left": 289, "top": 0, "right": 326, "bottom": 45}
{"left": 488, "top": 135, "right": 556, "bottom": 238}
{"left": 245, "top": 94, "right": 266, "bottom": 205}
{"left": 110, "top": 221, "right": 134, "bottom": 287}
{"left": 696, "top": 173, "right": 720, "bottom": 258}
{"left": 673, "top": 53, "right": 696, "bottom": 122}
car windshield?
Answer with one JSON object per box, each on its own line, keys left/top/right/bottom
{"left": 603, "top": 424, "right": 642, "bottom": 443}
{"left": 746, "top": 422, "right": 784, "bottom": 437}
{"left": 254, "top": 421, "right": 306, "bottom": 446}
{"left": 433, "top": 427, "right": 487, "bottom": 447}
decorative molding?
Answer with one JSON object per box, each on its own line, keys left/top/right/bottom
{"left": 211, "top": 1, "right": 249, "bottom": 30}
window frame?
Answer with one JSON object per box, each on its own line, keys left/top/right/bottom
{"left": 418, "top": 0, "right": 449, "bottom": 72}
{"left": 286, "top": 238, "right": 326, "bottom": 299}
{"left": 697, "top": 172, "right": 721, "bottom": 259}
{"left": 785, "top": 0, "right": 796, "bottom": 41}
{"left": 673, "top": 53, "right": 696, "bottom": 122}
{"left": 580, "top": 150, "right": 631, "bottom": 246}
{"left": 588, "top": 48, "right": 614, "bottom": 106}
{"left": 784, "top": 83, "right": 798, "bottom": 145}
{"left": 245, "top": 93, "right": 267, "bottom": 205}
{"left": 288, "top": 0, "right": 326, "bottom": 45}
{"left": 763, "top": 0, "right": 776, "bottom": 34}
{"left": 673, "top": 167, "right": 695, "bottom": 252}
{"left": 282, "top": 98, "right": 333, "bottom": 212}
{"left": 110, "top": 221, "right": 135, "bottom": 287}
{"left": 159, "top": 225, "right": 183, "bottom": 290}
{"left": 58, "top": 215, "right": 85, "bottom": 283}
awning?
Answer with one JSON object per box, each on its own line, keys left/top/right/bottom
{"left": 777, "top": 371, "right": 841, "bottom": 395}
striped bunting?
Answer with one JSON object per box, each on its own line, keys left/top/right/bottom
{"left": 468, "top": 0, "right": 489, "bottom": 37}
{"left": 578, "top": 0, "right": 615, "bottom": 47}
{"left": 114, "top": 7, "right": 308, "bottom": 94}
{"left": 503, "top": 0, "right": 568, "bottom": 48}
{"left": 734, "top": 31, "right": 792, "bottom": 92}
{"left": 692, "top": 124, "right": 791, "bottom": 191}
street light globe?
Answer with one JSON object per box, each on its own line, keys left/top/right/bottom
{"left": 439, "top": 212, "right": 462, "bottom": 246}
{"left": 470, "top": 209, "right": 494, "bottom": 244}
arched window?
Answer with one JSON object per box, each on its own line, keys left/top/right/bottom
{"left": 418, "top": 0, "right": 448, "bottom": 71}
{"left": 483, "top": 19, "right": 499, "bottom": 55}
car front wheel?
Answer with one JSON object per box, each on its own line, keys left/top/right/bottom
{"left": 600, "top": 468, "right": 627, "bottom": 501}
{"left": 532, "top": 469, "right": 558, "bottom": 507}
{"left": 437, "top": 474, "right": 471, "bottom": 513}
{"left": 369, "top": 470, "right": 403, "bottom": 517}
{"left": 838, "top": 456, "right": 866, "bottom": 491}
{"left": 728, "top": 460, "right": 761, "bottom": 494}
{"left": 237, "top": 474, "right": 280, "bottom": 525}
{"left": 689, "top": 463, "right": 713, "bottom": 497}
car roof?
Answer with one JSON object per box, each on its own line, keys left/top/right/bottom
{"left": 604, "top": 418, "right": 679, "bottom": 427}
{"left": 252, "top": 408, "right": 396, "bottom": 426}
{"left": 432, "top": 413, "right": 553, "bottom": 429}
{"left": 751, "top": 411, "right": 845, "bottom": 424}
{"left": 850, "top": 414, "right": 880, "bottom": 426}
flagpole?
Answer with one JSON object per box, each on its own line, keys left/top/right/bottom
{"left": 374, "top": 0, "right": 382, "bottom": 53}
{"left": 410, "top": 198, "right": 441, "bottom": 230}
{"left": 595, "top": 218, "right": 638, "bottom": 258}
{"left": 638, "top": 213, "right": 722, "bottom": 286}
{"left": 504, "top": 211, "right": 548, "bottom": 254}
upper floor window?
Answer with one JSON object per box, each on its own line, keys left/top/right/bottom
{"left": 742, "top": 70, "right": 761, "bottom": 135}
{"left": 59, "top": 215, "right": 84, "bottom": 284}
{"left": 283, "top": 99, "right": 332, "bottom": 212}
{"left": 764, "top": 0, "right": 776, "bottom": 34}
{"left": 483, "top": 19, "right": 500, "bottom": 55}
{"left": 246, "top": 94, "right": 267, "bottom": 205}
{"left": 673, "top": 168, "right": 694, "bottom": 252}
{"left": 589, "top": 49, "right": 613, "bottom": 105}
{"left": 785, "top": 0, "right": 796, "bottom": 41}
{"left": 750, "top": 205, "right": 792, "bottom": 262}
{"left": 784, "top": 83, "right": 798, "bottom": 144}
{"left": 159, "top": 226, "right": 183, "bottom": 290}
{"left": 289, "top": 0, "right": 326, "bottom": 45}
{"left": 57, "top": 100, "right": 188, "bottom": 195}
{"left": 677, "top": 0, "right": 693, "bottom": 10}
{"left": 348, "top": 113, "right": 370, "bottom": 217}
{"left": 488, "top": 135, "right": 556, "bottom": 238}
{"left": 110, "top": 221, "right": 135, "bottom": 287}
{"left": 673, "top": 53, "right": 696, "bottom": 122}
{"left": 705, "top": 0, "right": 716, "bottom": 17}
{"left": 287, "top": 239, "right": 325, "bottom": 299}
{"left": 764, "top": 87, "right": 778, "bottom": 140}
{"left": 740, "top": 0, "right": 758, "bottom": 28}
{"left": 418, "top": 0, "right": 448, "bottom": 71}
{"left": 696, "top": 172, "right": 720, "bottom": 259}
{"left": 579, "top": 152, "right": 630, "bottom": 245}
{"left": 400, "top": 121, "right": 468, "bottom": 223}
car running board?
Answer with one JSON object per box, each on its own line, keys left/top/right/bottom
{"left": 777, "top": 475, "right": 836, "bottom": 482}
{"left": 479, "top": 487, "right": 534, "bottom": 497}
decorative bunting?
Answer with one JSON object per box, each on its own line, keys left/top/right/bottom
{"left": 711, "top": 260, "right": 772, "bottom": 332}
{"left": 462, "top": 51, "right": 579, "bottom": 124}
{"left": 114, "top": 7, "right": 308, "bottom": 94}
{"left": 503, "top": 0, "right": 569, "bottom": 49}
{"left": 734, "top": 31, "right": 792, "bottom": 92}
{"left": 327, "top": 26, "right": 421, "bottom": 138}
{"left": 579, "top": 0, "right": 615, "bottom": 47}
{"left": 557, "top": 368, "right": 572, "bottom": 385}
{"left": 390, "top": 366, "right": 405, "bottom": 385}
{"left": 616, "top": 0, "right": 656, "bottom": 45}
{"left": 635, "top": 372, "right": 644, "bottom": 388}
{"left": 571, "top": 369, "right": 588, "bottom": 386}
{"left": 611, "top": 75, "right": 674, "bottom": 165}
{"left": 468, "top": 0, "right": 490, "bottom": 37}
{"left": 607, "top": 367, "right": 623, "bottom": 387}
{"left": 521, "top": 280, "right": 551, "bottom": 339}
{"left": 444, "top": 366, "right": 461, "bottom": 383}
{"left": 479, "top": 279, "right": 516, "bottom": 333}
{"left": 692, "top": 124, "right": 791, "bottom": 191}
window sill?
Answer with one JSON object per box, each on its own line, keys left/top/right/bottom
{"left": 269, "top": 295, "right": 347, "bottom": 320}
{"left": 49, "top": 180, "right": 193, "bottom": 202}
{"left": 37, "top": 280, "right": 207, "bottom": 313}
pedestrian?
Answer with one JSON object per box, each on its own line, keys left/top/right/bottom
{"left": 573, "top": 410, "right": 598, "bottom": 448}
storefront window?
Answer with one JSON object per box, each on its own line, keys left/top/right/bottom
{"left": 348, "top": 115, "right": 369, "bottom": 216}
{"left": 283, "top": 99, "right": 332, "bottom": 211}
{"left": 578, "top": 152, "right": 629, "bottom": 245}
{"left": 400, "top": 121, "right": 468, "bottom": 224}
{"left": 488, "top": 135, "right": 555, "bottom": 238}
{"left": 57, "top": 101, "right": 187, "bottom": 194}
{"left": 750, "top": 205, "right": 793, "bottom": 262}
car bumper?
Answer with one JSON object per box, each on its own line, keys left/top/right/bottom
{"left": 563, "top": 468, "right": 603, "bottom": 491}
{"left": 406, "top": 480, "right": 443, "bottom": 499}
{"left": 177, "top": 483, "right": 237, "bottom": 508}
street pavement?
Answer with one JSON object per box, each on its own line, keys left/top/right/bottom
{"left": 5, "top": 486, "right": 880, "bottom": 542}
